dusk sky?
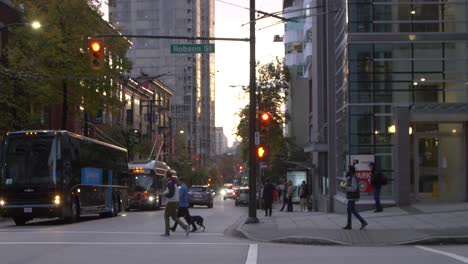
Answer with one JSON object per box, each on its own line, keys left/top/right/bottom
{"left": 100, "top": 0, "right": 285, "bottom": 146}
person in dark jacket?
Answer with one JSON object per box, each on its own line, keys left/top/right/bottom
{"left": 369, "top": 162, "right": 383, "bottom": 213}
{"left": 342, "top": 165, "right": 367, "bottom": 230}
{"left": 262, "top": 178, "right": 274, "bottom": 217}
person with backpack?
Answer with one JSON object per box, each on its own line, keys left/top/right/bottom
{"left": 370, "top": 162, "right": 386, "bottom": 213}
{"left": 342, "top": 165, "right": 367, "bottom": 230}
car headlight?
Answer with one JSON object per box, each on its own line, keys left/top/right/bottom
{"left": 148, "top": 196, "right": 155, "bottom": 202}
{"left": 54, "top": 195, "right": 61, "bottom": 205}
{"left": 0, "top": 199, "right": 5, "bottom": 206}
{"left": 220, "top": 190, "right": 226, "bottom": 195}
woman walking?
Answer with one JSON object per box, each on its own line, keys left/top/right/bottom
{"left": 342, "top": 166, "right": 368, "bottom": 230}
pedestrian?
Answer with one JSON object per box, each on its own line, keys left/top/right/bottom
{"left": 279, "top": 183, "right": 288, "bottom": 211}
{"left": 369, "top": 162, "right": 383, "bottom": 213}
{"left": 161, "top": 172, "right": 190, "bottom": 237}
{"left": 262, "top": 178, "right": 274, "bottom": 217}
{"left": 170, "top": 177, "right": 197, "bottom": 232}
{"left": 342, "top": 165, "right": 368, "bottom": 230}
{"left": 299, "top": 181, "right": 309, "bottom": 212}
{"left": 286, "top": 181, "right": 294, "bottom": 212}
{"left": 277, "top": 182, "right": 283, "bottom": 202}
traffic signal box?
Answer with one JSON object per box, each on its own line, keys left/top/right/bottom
{"left": 257, "top": 112, "right": 271, "bottom": 160}
{"left": 259, "top": 112, "right": 271, "bottom": 137}
{"left": 89, "top": 39, "right": 104, "bottom": 70}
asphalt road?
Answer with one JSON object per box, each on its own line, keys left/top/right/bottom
{"left": 0, "top": 196, "right": 467, "bottom": 264}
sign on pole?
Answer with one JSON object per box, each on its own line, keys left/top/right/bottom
{"left": 170, "top": 44, "right": 215, "bottom": 54}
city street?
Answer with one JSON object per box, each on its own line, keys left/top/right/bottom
{"left": 0, "top": 196, "right": 467, "bottom": 264}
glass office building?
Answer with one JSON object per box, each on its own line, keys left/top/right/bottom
{"left": 333, "top": 0, "right": 468, "bottom": 206}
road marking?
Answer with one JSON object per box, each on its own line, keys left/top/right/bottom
{"left": 0, "top": 230, "right": 224, "bottom": 236}
{"left": 245, "top": 244, "right": 258, "bottom": 264}
{"left": 0, "top": 241, "right": 248, "bottom": 246}
{"left": 415, "top": 246, "right": 468, "bottom": 263}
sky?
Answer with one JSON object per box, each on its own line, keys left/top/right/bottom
{"left": 100, "top": 0, "right": 285, "bottom": 147}
{"left": 214, "top": 0, "right": 285, "bottom": 147}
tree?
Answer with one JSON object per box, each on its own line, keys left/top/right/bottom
{"left": 0, "top": 0, "right": 131, "bottom": 134}
{"left": 235, "top": 57, "right": 290, "bottom": 181}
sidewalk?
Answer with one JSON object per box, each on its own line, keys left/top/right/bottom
{"left": 236, "top": 202, "right": 468, "bottom": 246}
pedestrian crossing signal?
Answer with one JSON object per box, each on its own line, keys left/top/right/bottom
{"left": 257, "top": 146, "right": 267, "bottom": 160}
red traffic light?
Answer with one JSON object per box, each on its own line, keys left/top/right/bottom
{"left": 90, "top": 41, "right": 101, "bottom": 52}
{"left": 260, "top": 112, "right": 270, "bottom": 122}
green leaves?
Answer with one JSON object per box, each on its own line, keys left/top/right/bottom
{"left": 235, "top": 58, "right": 290, "bottom": 168}
{"left": 0, "top": 0, "right": 130, "bottom": 134}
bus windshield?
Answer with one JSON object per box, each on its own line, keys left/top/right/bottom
{"left": 3, "top": 135, "right": 59, "bottom": 185}
{"left": 130, "top": 174, "right": 154, "bottom": 192}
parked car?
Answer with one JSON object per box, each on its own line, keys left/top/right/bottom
{"left": 188, "top": 185, "right": 214, "bottom": 208}
{"left": 235, "top": 187, "right": 249, "bottom": 206}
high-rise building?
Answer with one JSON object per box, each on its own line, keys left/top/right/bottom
{"left": 299, "top": 0, "right": 468, "bottom": 212}
{"left": 214, "top": 127, "right": 228, "bottom": 155}
{"left": 109, "top": 0, "right": 215, "bottom": 164}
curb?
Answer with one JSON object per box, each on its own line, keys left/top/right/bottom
{"left": 236, "top": 219, "right": 468, "bottom": 246}
{"left": 270, "top": 235, "right": 468, "bottom": 246}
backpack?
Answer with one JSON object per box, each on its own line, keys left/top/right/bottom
{"left": 378, "top": 172, "right": 388, "bottom": 186}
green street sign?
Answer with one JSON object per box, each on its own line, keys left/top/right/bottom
{"left": 170, "top": 44, "right": 215, "bottom": 54}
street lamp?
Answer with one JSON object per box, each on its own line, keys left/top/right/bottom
{"left": 0, "top": 21, "right": 41, "bottom": 31}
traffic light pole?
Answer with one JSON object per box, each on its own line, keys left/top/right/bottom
{"left": 246, "top": 0, "right": 259, "bottom": 224}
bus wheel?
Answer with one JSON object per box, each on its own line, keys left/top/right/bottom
{"left": 13, "top": 217, "right": 26, "bottom": 226}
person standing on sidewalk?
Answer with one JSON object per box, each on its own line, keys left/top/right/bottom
{"left": 170, "top": 177, "right": 197, "bottom": 232}
{"left": 262, "top": 178, "right": 274, "bottom": 217}
{"left": 369, "top": 162, "right": 383, "bottom": 213}
{"left": 161, "top": 172, "right": 190, "bottom": 237}
{"left": 286, "top": 181, "right": 294, "bottom": 212}
{"left": 279, "top": 183, "right": 288, "bottom": 211}
{"left": 299, "top": 181, "right": 309, "bottom": 212}
{"left": 342, "top": 165, "right": 367, "bottom": 230}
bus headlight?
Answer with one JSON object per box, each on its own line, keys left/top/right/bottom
{"left": 148, "top": 196, "right": 155, "bottom": 202}
{"left": 54, "top": 195, "right": 61, "bottom": 205}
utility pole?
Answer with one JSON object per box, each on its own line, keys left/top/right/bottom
{"left": 246, "top": 0, "right": 258, "bottom": 224}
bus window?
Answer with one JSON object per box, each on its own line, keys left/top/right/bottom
{"left": 4, "top": 135, "right": 57, "bottom": 185}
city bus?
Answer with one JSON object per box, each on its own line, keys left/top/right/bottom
{"left": 0, "top": 130, "right": 129, "bottom": 225}
{"left": 127, "top": 160, "right": 172, "bottom": 210}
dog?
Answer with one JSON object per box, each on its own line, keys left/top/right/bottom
{"left": 190, "top": 215, "right": 206, "bottom": 232}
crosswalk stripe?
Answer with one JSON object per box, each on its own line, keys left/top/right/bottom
{"left": 415, "top": 246, "right": 468, "bottom": 263}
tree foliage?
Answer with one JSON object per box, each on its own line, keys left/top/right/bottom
{"left": 235, "top": 57, "right": 290, "bottom": 180}
{"left": 0, "top": 0, "right": 131, "bottom": 134}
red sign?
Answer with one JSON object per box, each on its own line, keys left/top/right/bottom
{"left": 356, "top": 170, "right": 373, "bottom": 193}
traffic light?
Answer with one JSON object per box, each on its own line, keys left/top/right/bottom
{"left": 256, "top": 145, "right": 268, "bottom": 160}
{"left": 259, "top": 112, "right": 271, "bottom": 137}
{"left": 89, "top": 39, "right": 104, "bottom": 70}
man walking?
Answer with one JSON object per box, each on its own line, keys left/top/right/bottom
{"left": 262, "top": 178, "right": 274, "bottom": 217}
{"left": 161, "top": 172, "right": 190, "bottom": 237}
{"left": 370, "top": 162, "right": 383, "bottom": 213}
{"left": 171, "top": 177, "right": 197, "bottom": 232}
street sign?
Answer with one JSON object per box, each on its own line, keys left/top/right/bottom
{"left": 254, "top": 131, "right": 260, "bottom": 146}
{"left": 170, "top": 44, "right": 215, "bottom": 54}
